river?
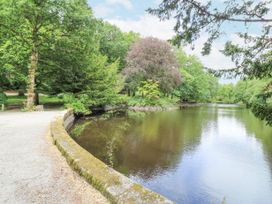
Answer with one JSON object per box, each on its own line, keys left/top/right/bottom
{"left": 71, "top": 104, "right": 272, "bottom": 204}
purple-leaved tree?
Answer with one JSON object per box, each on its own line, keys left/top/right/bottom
{"left": 123, "top": 37, "right": 181, "bottom": 95}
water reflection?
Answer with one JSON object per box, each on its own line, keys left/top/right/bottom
{"left": 71, "top": 105, "right": 272, "bottom": 204}
{"left": 72, "top": 108, "right": 217, "bottom": 178}
{"left": 235, "top": 108, "right": 272, "bottom": 176}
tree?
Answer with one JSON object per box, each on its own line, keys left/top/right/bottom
{"left": 36, "top": 0, "right": 99, "bottom": 95}
{"left": 174, "top": 49, "right": 218, "bottom": 102}
{"left": 0, "top": 0, "right": 68, "bottom": 109}
{"left": 33, "top": 1, "right": 121, "bottom": 111}
{"left": 123, "top": 37, "right": 181, "bottom": 94}
{"left": 233, "top": 79, "right": 272, "bottom": 125}
{"left": 0, "top": 0, "right": 100, "bottom": 110}
{"left": 216, "top": 84, "right": 235, "bottom": 103}
{"left": 97, "top": 21, "right": 139, "bottom": 71}
{"left": 63, "top": 54, "right": 121, "bottom": 114}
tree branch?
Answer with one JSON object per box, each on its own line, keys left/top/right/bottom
{"left": 186, "top": 0, "right": 272, "bottom": 23}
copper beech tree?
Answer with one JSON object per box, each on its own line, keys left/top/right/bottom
{"left": 123, "top": 37, "right": 181, "bottom": 95}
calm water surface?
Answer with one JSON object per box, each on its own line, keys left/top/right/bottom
{"left": 71, "top": 104, "right": 272, "bottom": 204}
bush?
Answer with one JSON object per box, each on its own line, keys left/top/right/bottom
{"left": 137, "top": 80, "right": 161, "bottom": 100}
{"left": 63, "top": 94, "right": 90, "bottom": 115}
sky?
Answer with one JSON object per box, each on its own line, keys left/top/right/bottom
{"left": 87, "top": 0, "right": 263, "bottom": 84}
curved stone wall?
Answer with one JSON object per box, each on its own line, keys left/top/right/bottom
{"left": 50, "top": 110, "right": 174, "bottom": 204}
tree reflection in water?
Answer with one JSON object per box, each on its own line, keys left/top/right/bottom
{"left": 71, "top": 107, "right": 217, "bottom": 179}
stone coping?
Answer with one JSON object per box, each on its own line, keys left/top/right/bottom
{"left": 50, "top": 110, "right": 174, "bottom": 204}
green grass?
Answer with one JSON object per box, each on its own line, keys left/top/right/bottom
{"left": 6, "top": 95, "right": 64, "bottom": 107}
{"left": 6, "top": 96, "right": 25, "bottom": 106}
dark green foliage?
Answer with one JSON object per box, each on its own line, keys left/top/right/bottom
{"left": 251, "top": 94, "right": 272, "bottom": 126}
{"left": 61, "top": 55, "right": 121, "bottom": 113}
{"left": 233, "top": 79, "right": 272, "bottom": 125}
{"left": 63, "top": 94, "right": 90, "bottom": 115}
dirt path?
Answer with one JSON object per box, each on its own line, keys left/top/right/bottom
{"left": 0, "top": 111, "right": 109, "bottom": 204}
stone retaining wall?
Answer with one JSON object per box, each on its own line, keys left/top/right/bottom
{"left": 128, "top": 106, "right": 179, "bottom": 112}
{"left": 50, "top": 110, "right": 174, "bottom": 204}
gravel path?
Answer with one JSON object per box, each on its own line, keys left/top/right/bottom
{"left": 0, "top": 111, "right": 109, "bottom": 204}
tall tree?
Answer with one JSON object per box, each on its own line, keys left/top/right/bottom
{"left": 36, "top": 0, "right": 99, "bottom": 95}
{"left": 0, "top": 0, "right": 67, "bottom": 109}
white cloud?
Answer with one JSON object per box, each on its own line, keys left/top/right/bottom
{"left": 184, "top": 34, "right": 235, "bottom": 70}
{"left": 107, "top": 0, "right": 133, "bottom": 10}
{"left": 107, "top": 14, "right": 176, "bottom": 40}
{"left": 93, "top": 4, "right": 114, "bottom": 18}
{"left": 107, "top": 14, "right": 235, "bottom": 72}
{"left": 93, "top": 0, "right": 133, "bottom": 18}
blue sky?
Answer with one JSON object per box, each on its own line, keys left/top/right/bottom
{"left": 87, "top": 0, "right": 267, "bottom": 83}
{"left": 88, "top": 0, "right": 157, "bottom": 20}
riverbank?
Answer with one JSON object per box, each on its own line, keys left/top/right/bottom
{"left": 0, "top": 111, "right": 108, "bottom": 204}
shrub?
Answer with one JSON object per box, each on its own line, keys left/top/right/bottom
{"left": 137, "top": 80, "right": 160, "bottom": 100}
{"left": 63, "top": 94, "right": 90, "bottom": 115}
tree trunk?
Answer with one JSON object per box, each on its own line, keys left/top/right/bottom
{"left": 34, "top": 91, "right": 39, "bottom": 105}
{"left": 26, "top": 47, "right": 38, "bottom": 110}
